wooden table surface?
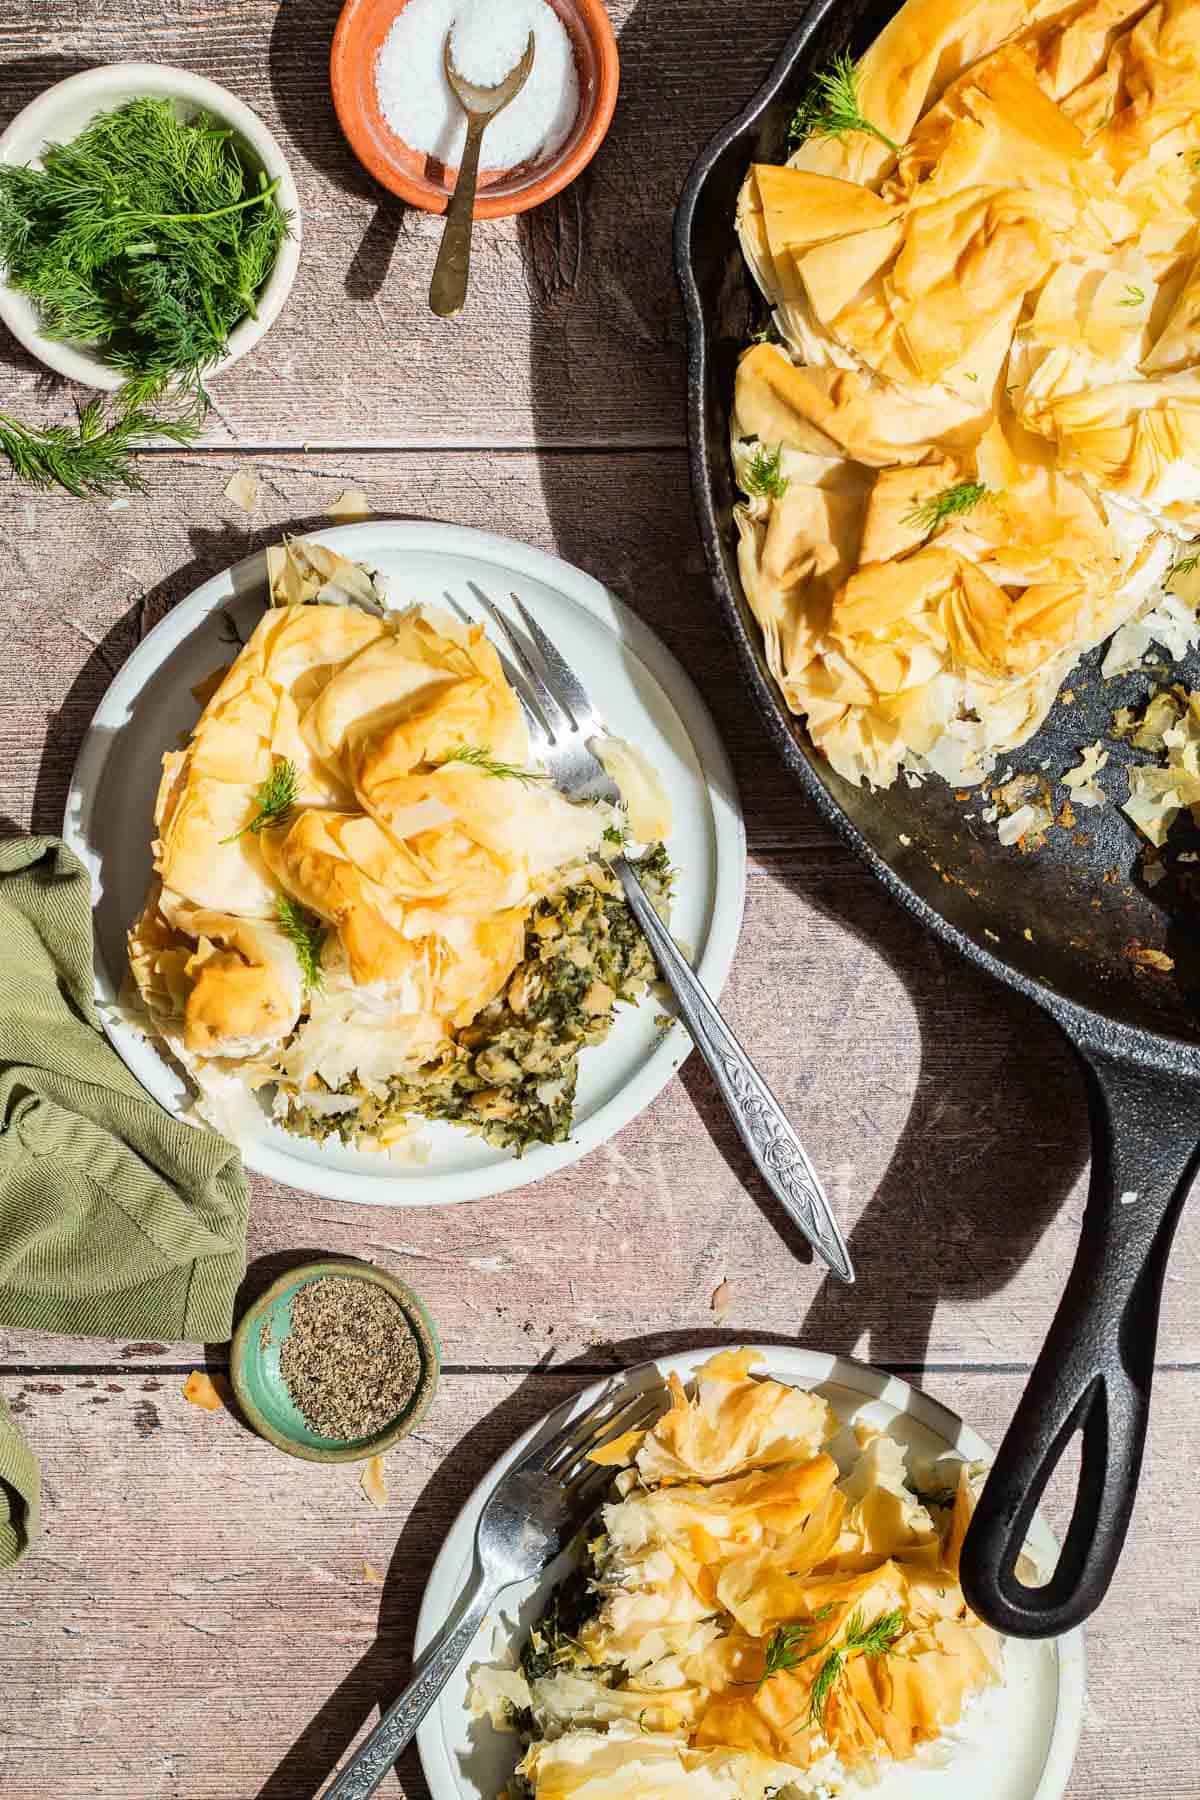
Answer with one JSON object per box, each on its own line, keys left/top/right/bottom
{"left": 2, "top": 2, "right": 1199, "bottom": 1795}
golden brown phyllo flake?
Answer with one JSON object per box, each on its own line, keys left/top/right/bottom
{"left": 734, "top": 0, "right": 1200, "bottom": 791}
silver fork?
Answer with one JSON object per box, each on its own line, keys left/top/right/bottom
{"left": 321, "top": 1380, "right": 664, "bottom": 1798}
{"left": 469, "top": 585, "right": 854, "bottom": 1286}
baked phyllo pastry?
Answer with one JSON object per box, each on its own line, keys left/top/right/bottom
{"left": 733, "top": 0, "right": 1200, "bottom": 789}
{"left": 473, "top": 1350, "right": 1004, "bottom": 1798}
{"left": 127, "top": 538, "right": 673, "bottom": 1154}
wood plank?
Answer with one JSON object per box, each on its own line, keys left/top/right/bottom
{"left": 0, "top": 1368, "right": 1194, "bottom": 1797}
{"left": 2, "top": 451, "right": 1197, "bottom": 1371}
{"left": 0, "top": 0, "right": 800, "bottom": 446}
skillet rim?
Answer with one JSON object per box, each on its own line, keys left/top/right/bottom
{"left": 671, "top": 6, "right": 1200, "bottom": 1076}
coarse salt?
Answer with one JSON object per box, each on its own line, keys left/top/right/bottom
{"left": 375, "top": 0, "right": 580, "bottom": 174}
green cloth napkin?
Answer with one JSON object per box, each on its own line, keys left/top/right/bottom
{"left": 0, "top": 835, "right": 250, "bottom": 1569}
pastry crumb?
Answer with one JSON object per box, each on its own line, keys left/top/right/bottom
{"left": 182, "top": 1371, "right": 228, "bottom": 1413}
{"left": 223, "top": 470, "right": 261, "bottom": 513}
{"left": 361, "top": 1454, "right": 389, "bottom": 1509}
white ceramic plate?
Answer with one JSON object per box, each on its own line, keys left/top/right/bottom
{"left": 63, "top": 522, "right": 745, "bottom": 1205}
{"left": 0, "top": 62, "right": 302, "bottom": 388}
{"left": 415, "top": 1346, "right": 1085, "bottom": 1800}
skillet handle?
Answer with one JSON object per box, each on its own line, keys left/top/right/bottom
{"left": 960, "top": 1042, "right": 1200, "bottom": 1638}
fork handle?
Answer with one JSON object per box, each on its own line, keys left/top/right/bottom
{"left": 322, "top": 1582, "right": 492, "bottom": 1798}
{"left": 614, "top": 856, "right": 855, "bottom": 1285}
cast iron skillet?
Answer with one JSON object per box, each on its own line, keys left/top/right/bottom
{"left": 674, "top": 3, "right": 1200, "bottom": 1638}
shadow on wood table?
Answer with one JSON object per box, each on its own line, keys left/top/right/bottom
{"left": 253, "top": 1360, "right": 565, "bottom": 1800}
{"left": 268, "top": 0, "right": 407, "bottom": 302}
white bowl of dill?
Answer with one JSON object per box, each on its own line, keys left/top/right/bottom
{"left": 0, "top": 62, "right": 302, "bottom": 495}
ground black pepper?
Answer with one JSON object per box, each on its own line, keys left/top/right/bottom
{"left": 280, "top": 1277, "right": 421, "bottom": 1439}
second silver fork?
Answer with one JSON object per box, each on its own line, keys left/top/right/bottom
{"left": 467, "top": 584, "right": 855, "bottom": 1286}
{"left": 322, "top": 1379, "right": 663, "bottom": 1799}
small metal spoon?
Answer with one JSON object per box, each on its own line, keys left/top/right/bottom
{"left": 429, "top": 29, "right": 536, "bottom": 318}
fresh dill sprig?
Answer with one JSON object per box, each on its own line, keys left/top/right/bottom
{"left": 903, "top": 479, "right": 989, "bottom": 533}
{"left": 1168, "top": 551, "right": 1200, "bottom": 581}
{"left": 435, "top": 744, "right": 549, "bottom": 786}
{"left": 807, "top": 1642, "right": 845, "bottom": 1725}
{"left": 222, "top": 759, "right": 298, "bottom": 842}
{"left": 757, "top": 1604, "right": 836, "bottom": 1690}
{"left": 276, "top": 895, "right": 326, "bottom": 992}
{"left": 742, "top": 442, "right": 789, "bottom": 500}
{"left": 0, "top": 97, "right": 287, "bottom": 495}
{"left": 808, "top": 1607, "right": 907, "bottom": 1728}
{"left": 0, "top": 393, "right": 201, "bottom": 498}
{"left": 1118, "top": 283, "right": 1146, "bottom": 308}
{"left": 788, "top": 53, "right": 900, "bottom": 156}
{"left": 602, "top": 822, "right": 630, "bottom": 848}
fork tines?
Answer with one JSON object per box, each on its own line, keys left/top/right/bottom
{"left": 465, "top": 583, "right": 603, "bottom": 748}
{"left": 520, "top": 1383, "right": 664, "bottom": 1500}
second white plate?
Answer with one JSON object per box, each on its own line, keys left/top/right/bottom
{"left": 415, "top": 1346, "right": 1085, "bottom": 1800}
{"left": 63, "top": 522, "right": 745, "bottom": 1205}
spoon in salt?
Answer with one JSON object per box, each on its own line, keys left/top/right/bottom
{"left": 429, "top": 28, "right": 536, "bottom": 318}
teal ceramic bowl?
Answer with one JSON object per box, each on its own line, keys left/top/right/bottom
{"left": 230, "top": 1259, "right": 440, "bottom": 1463}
